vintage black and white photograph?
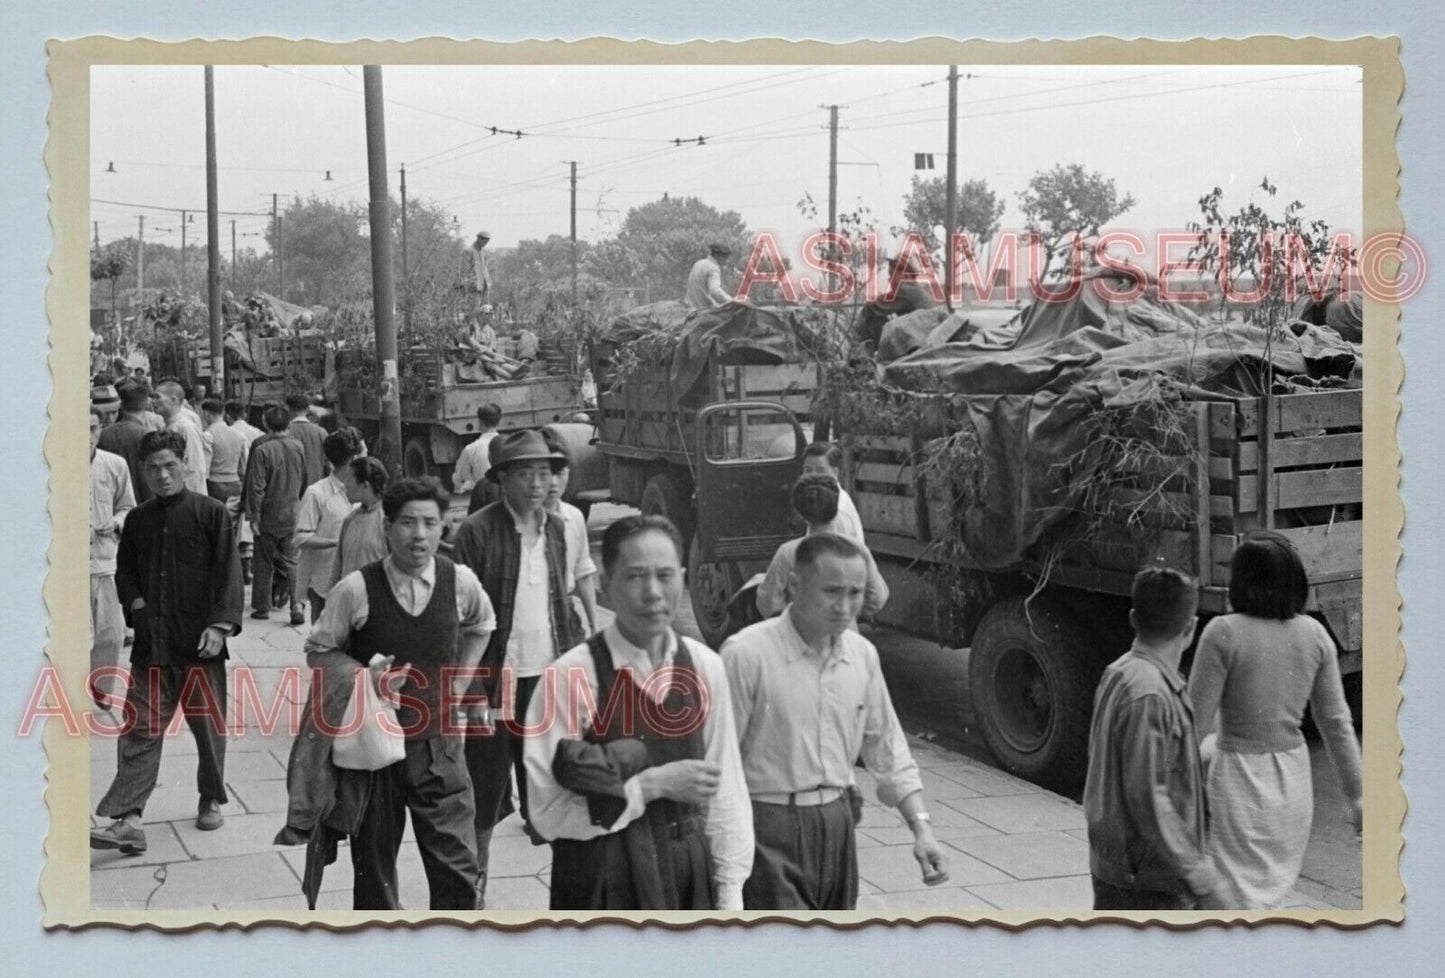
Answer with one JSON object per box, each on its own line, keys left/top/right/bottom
{"left": 52, "top": 40, "right": 1401, "bottom": 923}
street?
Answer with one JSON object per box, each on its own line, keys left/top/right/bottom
{"left": 87, "top": 502, "right": 1360, "bottom": 912}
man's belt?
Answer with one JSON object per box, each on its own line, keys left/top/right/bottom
{"left": 752, "top": 786, "right": 847, "bottom": 807}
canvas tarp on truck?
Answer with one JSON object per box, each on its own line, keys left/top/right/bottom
{"left": 603, "top": 300, "right": 826, "bottom": 400}
{"left": 875, "top": 269, "right": 1362, "bottom": 569}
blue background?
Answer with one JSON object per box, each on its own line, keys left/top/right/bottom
{"left": 3, "top": 3, "right": 1440, "bottom": 972}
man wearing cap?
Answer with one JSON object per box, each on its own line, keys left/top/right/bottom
{"left": 686, "top": 243, "right": 735, "bottom": 310}
{"left": 92, "top": 381, "right": 121, "bottom": 427}
{"left": 471, "top": 231, "right": 493, "bottom": 305}
{"left": 451, "top": 428, "right": 583, "bottom": 905}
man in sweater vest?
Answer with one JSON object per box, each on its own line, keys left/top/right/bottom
{"left": 523, "top": 514, "right": 753, "bottom": 910}
{"left": 303, "top": 477, "right": 496, "bottom": 910}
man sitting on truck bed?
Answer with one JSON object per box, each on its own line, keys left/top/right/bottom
{"left": 756, "top": 475, "right": 889, "bottom": 624}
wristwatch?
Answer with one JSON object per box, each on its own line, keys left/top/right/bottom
{"left": 909, "top": 811, "right": 932, "bottom": 827}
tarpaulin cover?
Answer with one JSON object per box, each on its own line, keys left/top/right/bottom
{"left": 875, "top": 269, "right": 1362, "bottom": 569}
{"left": 1290, "top": 286, "right": 1363, "bottom": 343}
{"left": 604, "top": 300, "right": 824, "bottom": 398}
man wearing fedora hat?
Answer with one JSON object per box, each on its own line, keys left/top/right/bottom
{"left": 685, "top": 242, "right": 735, "bottom": 310}
{"left": 451, "top": 428, "right": 584, "bottom": 905}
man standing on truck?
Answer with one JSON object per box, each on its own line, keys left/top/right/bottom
{"left": 450, "top": 429, "right": 582, "bottom": 906}
{"left": 723, "top": 533, "right": 949, "bottom": 909}
{"left": 686, "top": 243, "right": 735, "bottom": 310}
{"left": 471, "top": 230, "right": 493, "bottom": 306}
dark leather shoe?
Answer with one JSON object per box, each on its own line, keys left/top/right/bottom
{"left": 196, "top": 801, "right": 224, "bottom": 831}
{"left": 290, "top": 606, "right": 306, "bottom": 626}
{"left": 250, "top": 609, "right": 270, "bottom": 620}
{"left": 91, "top": 820, "right": 147, "bottom": 855}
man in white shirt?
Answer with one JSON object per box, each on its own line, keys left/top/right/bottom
{"left": 756, "top": 475, "right": 889, "bottom": 621}
{"left": 224, "top": 400, "right": 264, "bottom": 586}
{"left": 525, "top": 514, "right": 753, "bottom": 910}
{"left": 451, "top": 402, "right": 502, "bottom": 497}
{"left": 451, "top": 429, "right": 584, "bottom": 905}
{"left": 90, "top": 408, "right": 135, "bottom": 711}
{"left": 724, "top": 533, "right": 947, "bottom": 909}
{"left": 152, "top": 379, "right": 210, "bottom": 494}
{"left": 802, "top": 441, "right": 865, "bottom": 544}
{"left": 294, "top": 430, "right": 361, "bottom": 623}
{"left": 685, "top": 243, "right": 735, "bottom": 310}
{"left": 542, "top": 428, "right": 599, "bottom": 635}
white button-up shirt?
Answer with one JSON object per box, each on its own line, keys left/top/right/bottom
{"left": 721, "top": 611, "right": 923, "bottom": 807}
{"left": 294, "top": 474, "right": 355, "bottom": 598}
{"left": 91, "top": 448, "right": 135, "bottom": 576}
{"left": 524, "top": 624, "right": 755, "bottom": 911}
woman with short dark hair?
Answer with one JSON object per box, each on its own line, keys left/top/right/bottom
{"left": 1187, "top": 530, "right": 1363, "bottom": 908}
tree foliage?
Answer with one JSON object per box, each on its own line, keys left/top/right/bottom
{"left": 899, "top": 175, "right": 1006, "bottom": 258}
{"left": 1018, "top": 163, "right": 1136, "bottom": 270}
{"left": 269, "top": 195, "right": 369, "bottom": 307}
{"left": 588, "top": 196, "right": 750, "bottom": 304}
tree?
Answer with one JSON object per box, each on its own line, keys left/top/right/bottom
{"left": 90, "top": 242, "right": 131, "bottom": 317}
{"left": 588, "top": 196, "right": 751, "bottom": 304}
{"left": 268, "top": 195, "right": 369, "bottom": 307}
{"left": 899, "top": 175, "right": 1005, "bottom": 260}
{"left": 1018, "top": 163, "right": 1136, "bottom": 272}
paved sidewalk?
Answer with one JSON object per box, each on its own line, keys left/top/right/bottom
{"left": 89, "top": 606, "right": 1355, "bottom": 913}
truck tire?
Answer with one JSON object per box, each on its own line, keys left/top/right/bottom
{"left": 968, "top": 595, "right": 1103, "bottom": 793}
{"left": 688, "top": 530, "right": 743, "bottom": 649}
{"left": 403, "top": 436, "right": 434, "bottom": 479}
{"left": 639, "top": 474, "right": 694, "bottom": 553}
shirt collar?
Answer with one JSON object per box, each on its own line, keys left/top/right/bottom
{"left": 502, "top": 497, "right": 545, "bottom": 533}
{"left": 780, "top": 608, "right": 851, "bottom": 664}
{"left": 604, "top": 622, "right": 677, "bottom": 671}
{"left": 1129, "top": 642, "right": 1186, "bottom": 694}
{"left": 383, "top": 555, "right": 435, "bottom": 588}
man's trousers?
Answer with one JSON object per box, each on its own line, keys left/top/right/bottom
{"left": 251, "top": 528, "right": 296, "bottom": 614}
{"left": 95, "top": 658, "right": 229, "bottom": 819}
{"left": 350, "top": 736, "right": 481, "bottom": 910}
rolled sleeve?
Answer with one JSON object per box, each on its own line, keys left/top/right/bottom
{"left": 453, "top": 564, "right": 497, "bottom": 637}
{"left": 859, "top": 650, "right": 923, "bottom": 807}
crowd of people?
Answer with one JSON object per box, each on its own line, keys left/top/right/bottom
{"left": 86, "top": 375, "right": 1361, "bottom": 914}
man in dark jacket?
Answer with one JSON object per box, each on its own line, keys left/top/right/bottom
{"left": 286, "top": 392, "right": 328, "bottom": 486}
{"left": 451, "top": 428, "right": 582, "bottom": 905}
{"left": 91, "top": 429, "right": 243, "bottom": 855}
{"left": 97, "top": 380, "right": 157, "bottom": 504}
{"left": 243, "top": 405, "right": 308, "bottom": 623}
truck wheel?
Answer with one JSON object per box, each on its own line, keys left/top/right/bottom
{"left": 639, "top": 474, "right": 694, "bottom": 552}
{"left": 968, "top": 595, "right": 1102, "bottom": 793}
{"left": 688, "top": 530, "right": 742, "bottom": 649}
{"left": 403, "top": 436, "right": 433, "bottom": 479}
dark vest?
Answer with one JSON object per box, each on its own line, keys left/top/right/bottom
{"left": 349, "top": 557, "right": 458, "bottom": 740}
{"left": 547, "top": 631, "right": 713, "bottom": 911}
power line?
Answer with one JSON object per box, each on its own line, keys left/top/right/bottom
{"left": 90, "top": 197, "right": 270, "bottom": 217}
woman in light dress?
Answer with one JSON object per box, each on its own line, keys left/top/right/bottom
{"left": 1187, "top": 531, "right": 1363, "bottom": 909}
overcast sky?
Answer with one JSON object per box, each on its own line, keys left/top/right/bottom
{"left": 90, "top": 62, "right": 1362, "bottom": 271}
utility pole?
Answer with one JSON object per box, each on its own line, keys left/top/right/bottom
{"left": 180, "top": 210, "right": 188, "bottom": 295}
{"left": 272, "top": 192, "right": 283, "bottom": 299}
{"left": 824, "top": 104, "right": 840, "bottom": 299}
{"left": 363, "top": 65, "right": 402, "bottom": 478}
{"left": 567, "top": 160, "right": 579, "bottom": 303}
{"left": 93, "top": 221, "right": 99, "bottom": 251}
{"left": 230, "top": 220, "right": 237, "bottom": 292}
{"left": 400, "top": 163, "right": 409, "bottom": 330}
{"left": 945, "top": 65, "right": 959, "bottom": 311}
{"left": 205, "top": 65, "right": 224, "bottom": 396}
{"left": 137, "top": 215, "right": 145, "bottom": 295}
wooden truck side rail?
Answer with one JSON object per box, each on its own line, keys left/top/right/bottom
{"left": 853, "top": 388, "right": 1364, "bottom": 666}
